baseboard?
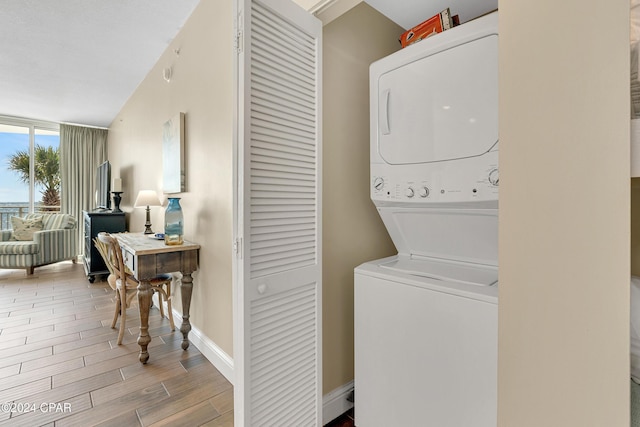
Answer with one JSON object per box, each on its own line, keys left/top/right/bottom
{"left": 159, "top": 297, "right": 353, "bottom": 424}
{"left": 323, "top": 380, "right": 354, "bottom": 425}
{"left": 157, "top": 296, "right": 235, "bottom": 384}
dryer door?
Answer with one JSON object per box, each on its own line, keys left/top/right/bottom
{"left": 376, "top": 34, "right": 498, "bottom": 165}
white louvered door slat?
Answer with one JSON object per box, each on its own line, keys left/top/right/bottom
{"left": 234, "top": 0, "right": 322, "bottom": 426}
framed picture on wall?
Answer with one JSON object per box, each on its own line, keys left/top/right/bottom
{"left": 162, "top": 112, "right": 185, "bottom": 193}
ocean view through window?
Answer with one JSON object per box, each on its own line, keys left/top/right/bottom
{"left": 0, "top": 119, "right": 60, "bottom": 229}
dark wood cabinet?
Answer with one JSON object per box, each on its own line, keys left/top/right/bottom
{"left": 83, "top": 210, "right": 126, "bottom": 282}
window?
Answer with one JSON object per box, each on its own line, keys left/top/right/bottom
{"left": 0, "top": 117, "right": 60, "bottom": 228}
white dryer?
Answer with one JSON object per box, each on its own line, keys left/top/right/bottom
{"left": 354, "top": 12, "right": 499, "bottom": 427}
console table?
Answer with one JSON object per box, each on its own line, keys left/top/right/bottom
{"left": 114, "top": 233, "right": 200, "bottom": 363}
{"left": 83, "top": 210, "right": 126, "bottom": 282}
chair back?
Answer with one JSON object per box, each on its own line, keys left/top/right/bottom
{"left": 96, "top": 232, "right": 127, "bottom": 284}
{"left": 25, "top": 213, "right": 76, "bottom": 230}
{"left": 93, "top": 236, "right": 115, "bottom": 276}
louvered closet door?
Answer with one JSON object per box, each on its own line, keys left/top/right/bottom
{"left": 234, "top": 0, "right": 322, "bottom": 426}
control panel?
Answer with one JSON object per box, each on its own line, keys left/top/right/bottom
{"left": 371, "top": 155, "right": 498, "bottom": 205}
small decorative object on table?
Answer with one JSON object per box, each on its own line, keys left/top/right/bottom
{"left": 111, "top": 178, "right": 123, "bottom": 212}
{"left": 111, "top": 192, "right": 123, "bottom": 213}
{"left": 164, "top": 197, "right": 183, "bottom": 245}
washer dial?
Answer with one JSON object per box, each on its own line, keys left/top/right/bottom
{"left": 488, "top": 169, "right": 499, "bottom": 186}
{"left": 373, "top": 177, "right": 384, "bottom": 191}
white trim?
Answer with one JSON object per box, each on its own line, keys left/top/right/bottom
{"left": 323, "top": 380, "right": 355, "bottom": 424}
{"left": 313, "top": 0, "right": 362, "bottom": 25}
{"left": 60, "top": 121, "right": 109, "bottom": 130}
{"left": 308, "top": 0, "right": 338, "bottom": 14}
{"left": 0, "top": 114, "right": 60, "bottom": 131}
{"left": 232, "top": 1, "right": 245, "bottom": 424}
{"left": 157, "top": 296, "right": 235, "bottom": 384}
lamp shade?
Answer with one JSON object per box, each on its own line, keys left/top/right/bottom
{"left": 134, "top": 190, "right": 161, "bottom": 208}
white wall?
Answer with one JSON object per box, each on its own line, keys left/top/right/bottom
{"left": 322, "top": 2, "right": 400, "bottom": 393}
{"left": 498, "top": 1, "right": 630, "bottom": 425}
{"left": 107, "top": 0, "right": 235, "bottom": 357}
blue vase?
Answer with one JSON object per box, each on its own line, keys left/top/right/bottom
{"left": 164, "top": 197, "right": 184, "bottom": 245}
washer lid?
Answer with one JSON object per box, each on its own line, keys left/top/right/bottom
{"left": 378, "top": 206, "right": 498, "bottom": 267}
{"left": 376, "top": 34, "right": 498, "bottom": 165}
{"left": 380, "top": 257, "right": 497, "bottom": 287}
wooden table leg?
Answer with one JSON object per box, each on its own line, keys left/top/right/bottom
{"left": 180, "top": 272, "right": 194, "bottom": 350}
{"left": 137, "top": 279, "right": 152, "bottom": 363}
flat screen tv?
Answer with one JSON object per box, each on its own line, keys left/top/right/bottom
{"left": 96, "top": 160, "right": 111, "bottom": 210}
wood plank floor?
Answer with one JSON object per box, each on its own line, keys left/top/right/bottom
{"left": 0, "top": 261, "right": 233, "bottom": 427}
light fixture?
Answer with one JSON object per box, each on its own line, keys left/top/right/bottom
{"left": 134, "top": 190, "right": 162, "bottom": 234}
{"left": 163, "top": 67, "right": 172, "bottom": 83}
{"left": 162, "top": 48, "right": 179, "bottom": 83}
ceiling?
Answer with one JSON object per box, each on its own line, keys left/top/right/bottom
{"left": 0, "top": 0, "right": 200, "bottom": 128}
{"left": 0, "top": 0, "right": 497, "bottom": 130}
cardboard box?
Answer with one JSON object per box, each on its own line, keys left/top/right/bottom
{"left": 400, "top": 8, "right": 453, "bottom": 48}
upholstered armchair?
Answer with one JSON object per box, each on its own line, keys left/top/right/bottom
{"left": 0, "top": 213, "right": 78, "bottom": 275}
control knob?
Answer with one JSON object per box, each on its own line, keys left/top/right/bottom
{"left": 373, "top": 177, "right": 384, "bottom": 191}
{"left": 418, "top": 187, "right": 429, "bottom": 198}
{"left": 488, "top": 168, "right": 499, "bottom": 186}
{"left": 405, "top": 187, "right": 415, "bottom": 198}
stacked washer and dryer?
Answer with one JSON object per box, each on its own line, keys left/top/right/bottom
{"left": 354, "top": 12, "right": 499, "bottom": 427}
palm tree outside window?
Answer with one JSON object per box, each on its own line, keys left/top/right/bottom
{"left": 0, "top": 119, "right": 60, "bottom": 229}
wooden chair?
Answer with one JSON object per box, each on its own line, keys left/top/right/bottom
{"left": 96, "top": 232, "right": 175, "bottom": 345}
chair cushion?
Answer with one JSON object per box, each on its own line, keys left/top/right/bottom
{"left": 0, "top": 241, "right": 39, "bottom": 255}
{"left": 10, "top": 216, "right": 43, "bottom": 241}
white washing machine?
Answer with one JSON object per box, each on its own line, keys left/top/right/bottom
{"left": 355, "top": 12, "right": 499, "bottom": 427}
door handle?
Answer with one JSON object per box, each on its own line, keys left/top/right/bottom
{"left": 380, "top": 89, "right": 390, "bottom": 135}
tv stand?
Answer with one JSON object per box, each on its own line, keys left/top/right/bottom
{"left": 83, "top": 210, "right": 126, "bottom": 282}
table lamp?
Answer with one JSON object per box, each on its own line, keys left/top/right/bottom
{"left": 134, "top": 190, "right": 161, "bottom": 234}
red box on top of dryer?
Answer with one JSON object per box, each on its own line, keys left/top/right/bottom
{"left": 399, "top": 8, "right": 454, "bottom": 48}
